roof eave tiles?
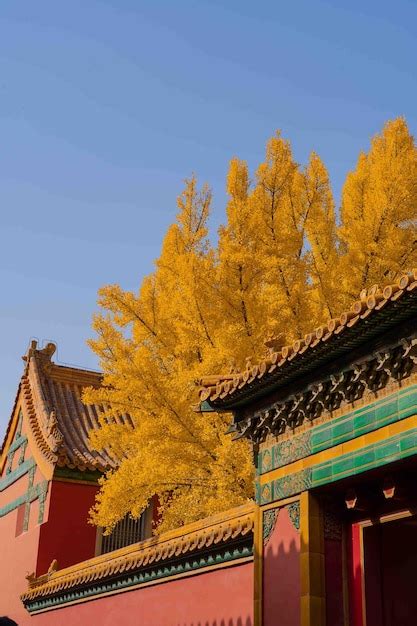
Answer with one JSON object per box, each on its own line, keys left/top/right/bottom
{"left": 198, "top": 271, "right": 417, "bottom": 411}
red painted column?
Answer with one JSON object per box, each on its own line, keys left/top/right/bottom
{"left": 348, "top": 523, "right": 364, "bottom": 626}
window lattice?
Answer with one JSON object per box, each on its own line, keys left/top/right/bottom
{"left": 100, "top": 514, "right": 146, "bottom": 554}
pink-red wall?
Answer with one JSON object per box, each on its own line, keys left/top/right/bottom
{"left": 0, "top": 506, "right": 41, "bottom": 625}
{"left": 37, "top": 480, "right": 98, "bottom": 575}
{"left": 30, "top": 562, "right": 254, "bottom": 626}
{"left": 0, "top": 476, "right": 98, "bottom": 625}
{"left": 263, "top": 505, "right": 300, "bottom": 626}
{"left": 0, "top": 413, "right": 46, "bottom": 626}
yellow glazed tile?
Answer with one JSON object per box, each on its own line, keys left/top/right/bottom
{"left": 388, "top": 420, "right": 413, "bottom": 437}
{"left": 364, "top": 428, "right": 387, "bottom": 444}
{"left": 342, "top": 436, "right": 365, "bottom": 454}
{"left": 302, "top": 456, "right": 315, "bottom": 468}
{"left": 317, "top": 448, "right": 335, "bottom": 462}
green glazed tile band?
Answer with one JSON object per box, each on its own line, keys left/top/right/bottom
{"left": 258, "top": 426, "right": 417, "bottom": 503}
{"left": 259, "top": 384, "right": 417, "bottom": 475}
{"left": 54, "top": 466, "right": 101, "bottom": 483}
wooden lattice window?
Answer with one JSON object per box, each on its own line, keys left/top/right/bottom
{"left": 97, "top": 508, "right": 151, "bottom": 555}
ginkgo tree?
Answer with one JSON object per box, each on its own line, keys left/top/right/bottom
{"left": 85, "top": 117, "right": 417, "bottom": 533}
{"left": 339, "top": 117, "right": 417, "bottom": 305}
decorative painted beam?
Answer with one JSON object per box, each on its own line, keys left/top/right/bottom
{"left": 258, "top": 426, "right": 417, "bottom": 504}
{"left": 235, "top": 335, "right": 417, "bottom": 444}
{"left": 259, "top": 383, "right": 417, "bottom": 475}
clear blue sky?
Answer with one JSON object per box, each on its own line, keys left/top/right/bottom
{"left": 1, "top": 0, "right": 416, "bottom": 436}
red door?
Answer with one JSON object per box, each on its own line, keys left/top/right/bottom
{"left": 351, "top": 516, "right": 417, "bottom": 626}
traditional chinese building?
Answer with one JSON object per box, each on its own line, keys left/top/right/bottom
{"left": 0, "top": 341, "right": 253, "bottom": 625}
{"left": 198, "top": 270, "right": 417, "bottom": 626}
{"left": 3, "top": 270, "right": 417, "bottom": 625}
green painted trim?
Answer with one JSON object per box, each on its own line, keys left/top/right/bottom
{"left": 23, "top": 501, "right": 31, "bottom": 533}
{"left": 8, "top": 434, "right": 28, "bottom": 456}
{"left": 5, "top": 455, "right": 13, "bottom": 475}
{"left": 272, "top": 469, "right": 312, "bottom": 502}
{"left": 54, "top": 466, "right": 101, "bottom": 484}
{"left": 199, "top": 400, "right": 215, "bottom": 412}
{"left": 18, "top": 439, "right": 28, "bottom": 465}
{"left": 4, "top": 429, "right": 28, "bottom": 475}
{"left": 258, "top": 427, "right": 417, "bottom": 503}
{"left": 0, "top": 479, "right": 48, "bottom": 519}
{"left": 286, "top": 502, "right": 300, "bottom": 531}
{"left": 0, "top": 454, "right": 48, "bottom": 524}
{"left": 22, "top": 465, "right": 37, "bottom": 531}
{"left": 259, "top": 384, "right": 417, "bottom": 475}
{"left": 24, "top": 543, "right": 253, "bottom": 613}
{"left": 263, "top": 508, "right": 279, "bottom": 545}
{"left": 0, "top": 458, "right": 36, "bottom": 492}
{"left": 38, "top": 487, "right": 48, "bottom": 524}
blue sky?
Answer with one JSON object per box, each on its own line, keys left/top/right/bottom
{"left": 1, "top": 0, "right": 417, "bottom": 436}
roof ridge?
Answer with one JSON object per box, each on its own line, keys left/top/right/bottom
{"left": 22, "top": 339, "right": 102, "bottom": 377}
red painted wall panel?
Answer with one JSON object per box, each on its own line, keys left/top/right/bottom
{"left": 263, "top": 506, "right": 300, "bottom": 626}
{"left": 37, "top": 480, "right": 98, "bottom": 575}
{"left": 0, "top": 508, "right": 41, "bottom": 625}
{"left": 324, "top": 537, "right": 345, "bottom": 626}
{"left": 30, "top": 562, "right": 254, "bottom": 626}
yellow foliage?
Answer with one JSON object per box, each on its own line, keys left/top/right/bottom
{"left": 340, "top": 117, "right": 417, "bottom": 302}
{"left": 85, "top": 118, "right": 417, "bottom": 533}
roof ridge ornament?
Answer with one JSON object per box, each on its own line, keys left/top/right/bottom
{"left": 264, "top": 331, "right": 285, "bottom": 354}
{"left": 22, "top": 340, "right": 56, "bottom": 364}
{"left": 45, "top": 410, "right": 64, "bottom": 453}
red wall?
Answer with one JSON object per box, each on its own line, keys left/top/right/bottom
{"left": 263, "top": 506, "right": 300, "bottom": 626}
{"left": 0, "top": 473, "right": 98, "bottom": 624}
{"left": 0, "top": 429, "right": 46, "bottom": 626}
{"left": 37, "top": 480, "right": 98, "bottom": 575}
{"left": 0, "top": 506, "right": 41, "bottom": 625}
{"left": 30, "top": 561, "right": 254, "bottom": 626}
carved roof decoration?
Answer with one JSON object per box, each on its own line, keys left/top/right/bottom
{"left": 2, "top": 340, "right": 133, "bottom": 475}
{"left": 21, "top": 503, "right": 254, "bottom": 606}
{"left": 198, "top": 270, "right": 417, "bottom": 411}
{"left": 231, "top": 335, "right": 417, "bottom": 443}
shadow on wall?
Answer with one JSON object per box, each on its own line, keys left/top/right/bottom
{"left": 264, "top": 536, "right": 299, "bottom": 560}
{"left": 263, "top": 537, "right": 301, "bottom": 626}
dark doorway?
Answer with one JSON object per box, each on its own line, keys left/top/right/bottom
{"left": 364, "top": 515, "right": 417, "bottom": 626}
